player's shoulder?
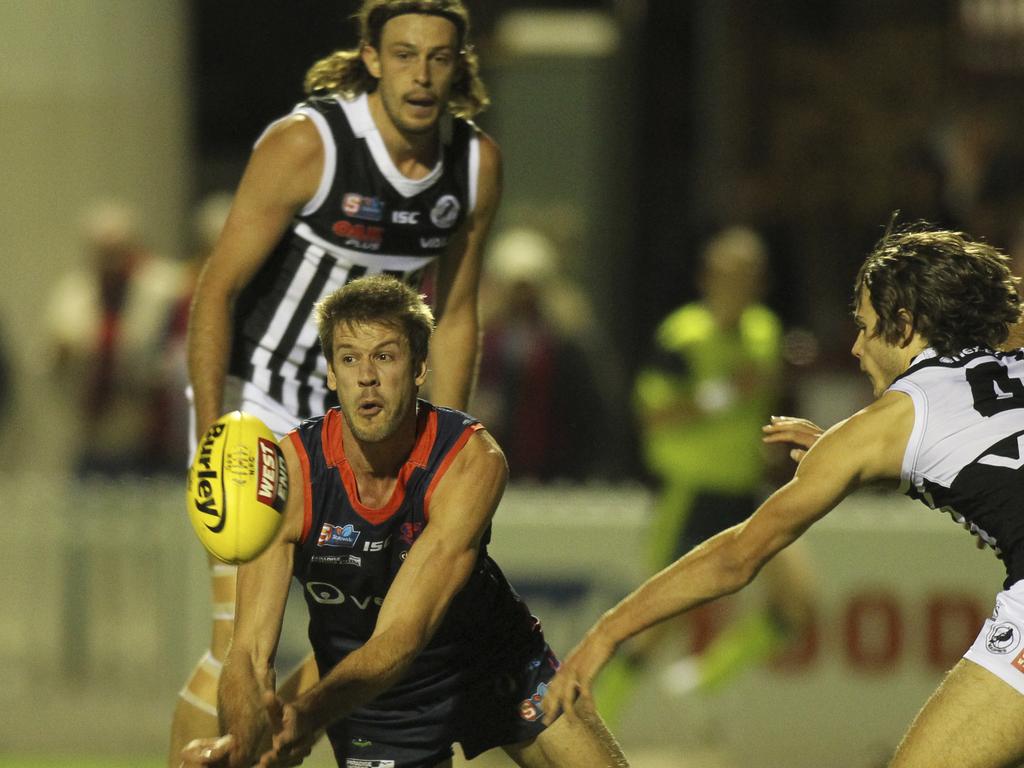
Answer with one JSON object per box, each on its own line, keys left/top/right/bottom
{"left": 835, "top": 390, "right": 915, "bottom": 454}
{"left": 254, "top": 111, "right": 324, "bottom": 162}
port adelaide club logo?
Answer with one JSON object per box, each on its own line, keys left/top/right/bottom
{"left": 986, "top": 622, "right": 1021, "bottom": 655}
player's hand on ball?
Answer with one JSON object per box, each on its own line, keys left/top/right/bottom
{"left": 187, "top": 411, "right": 289, "bottom": 564}
{"left": 762, "top": 415, "right": 825, "bottom": 463}
{"left": 542, "top": 625, "right": 618, "bottom": 727}
{"left": 179, "top": 734, "right": 234, "bottom": 767}
{"left": 258, "top": 691, "right": 316, "bottom": 767}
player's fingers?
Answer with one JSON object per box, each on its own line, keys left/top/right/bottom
{"left": 762, "top": 428, "right": 818, "bottom": 447}
{"left": 790, "top": 448, "right": 807, "bottom": 462}
{"left": 180, "top": 734, "right": 233, "bottom": 766}
{"left": 542, "top": 677, "right": 573, "bottom": 726}
{"left": 263, "top": 690, "right": 285, "bottom": 733}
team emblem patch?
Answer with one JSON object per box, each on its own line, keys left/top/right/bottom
{"left": 986, "top": 622, "right": 1021, "bottom": 655}
{"left": 430, "top": 194, "right": 460, "bottom": 228}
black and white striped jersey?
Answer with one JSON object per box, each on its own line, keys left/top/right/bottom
{"left": 889, "top": 347, "right": 1024, "bottom": 588}
{"left": 228, "top": 92, "right": 480, "bottom": 421}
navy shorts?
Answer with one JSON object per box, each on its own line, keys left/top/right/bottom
{"left": 325, "top": 623, "right": 559, "bottom": 768}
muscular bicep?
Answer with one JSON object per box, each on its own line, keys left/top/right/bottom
{"left": 370, "top": 430, "right": 507, "bottom": 646}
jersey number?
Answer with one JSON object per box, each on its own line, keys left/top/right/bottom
{"left": 967, "top": 362, "right": 1024, "bottom": 417}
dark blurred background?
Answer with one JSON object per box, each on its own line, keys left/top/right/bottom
{"left": 182, "top": 0, "right": 1024, "bottom": 477}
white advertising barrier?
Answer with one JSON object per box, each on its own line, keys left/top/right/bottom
{"left": 487, "top": 485, "right": 1009, "bottom": 768}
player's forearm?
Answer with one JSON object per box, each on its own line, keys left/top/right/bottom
{"left": 599, "top": 527, "right": 758, "bottom": 648}
{"left": 188, "top": 282, "right": 235, "bottom": 437}
{"left": 217, "top": 651, "right": 273, "bottom": 766}
{"left": 427, "top": 312, "right": 479, "bottom": 410}
{"left": 294, "top": 626, "right": 421, "bottom": 732}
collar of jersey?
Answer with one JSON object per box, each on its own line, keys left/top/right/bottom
{"left": 340, "top": 93, "right": 445, "bottom": 198}
{"left": 321, "top": 405, "right": 436, "bottom": 525}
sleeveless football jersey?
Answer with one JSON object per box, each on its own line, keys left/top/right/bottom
{"left": 229, "top": 92, "right": 480, "bottom": 421}
{"left": 889, "top": 347, "right": 1024, "bottom": 588}
{"left": 287, "top": 401, "right": 536, "bottom": 710}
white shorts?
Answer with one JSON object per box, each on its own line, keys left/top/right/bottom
{"left": 964, "top": 580, "right": 1024, "bottom": 695}
{"left": 186, "top": 376, "right": 300, "bottom": 456}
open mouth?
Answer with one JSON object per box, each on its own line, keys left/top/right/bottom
{"left": 406, "top": 94, "right": 436, "bottom": 111}
{"left": 358, "top": 401, "right": 383, "bottom": 417}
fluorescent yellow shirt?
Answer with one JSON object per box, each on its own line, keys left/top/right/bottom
{"left": 634, "top": 303, "right": 782, "bottom": 492}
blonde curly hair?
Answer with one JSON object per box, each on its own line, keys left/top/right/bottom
{"left": 304, "top": 0, "right": 489, "bottom": 120}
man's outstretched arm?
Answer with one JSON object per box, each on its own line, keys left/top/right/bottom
{"left": 543, "top": 392, "right": 913, "bottom": 724}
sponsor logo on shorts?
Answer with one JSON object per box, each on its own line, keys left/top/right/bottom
{"left": 518, "top": 680, "right": 548, "bottom": 722}
{"left": 1013, "top": 648, "right": 1024, "bottom": 674}
{"left": 986, "top": 622, "right": 1021, "bottom": 655}
{"left": 345, "top": 759, "right": 394, "bottom": 768}
{"left": 430, "top": 194, "right": 460, "bottom": 228}
{"left": 342, "top": 193, "right": 383, "bottom": 221}
{"left": 318, "top": 523, "right": 360, "bottom": 548}
{"left": 350, "top": 738, "right": 372, "bottom": 748}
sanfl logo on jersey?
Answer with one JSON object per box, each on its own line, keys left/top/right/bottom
{"left": 318, "top": 523, "right": 361, "bottom": 548}
{"left": 342, "top": 193, "right": 383, "bottom": 222}
{"left": 430, "top": 194, "right": 460, "bottom": 229}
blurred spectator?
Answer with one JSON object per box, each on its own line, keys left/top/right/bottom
{"left": 596, "top": 226, "right": 815, "bottom": 724}
{"left": 46, "top": 200, "right": 186, "bottom": 477}
{"left": 159, "top": 192, "right": 234, "bottom": 468}
{"left": 473, "top": 227, "right": 611, "bottom": 482}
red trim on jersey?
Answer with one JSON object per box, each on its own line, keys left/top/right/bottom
{"left": 423, "top": 423, "right": 483, "bottom": 522}
{"left": 321, "top": 407, "right": 440, "bottom": 526}
{"left": 287, "top": 431, "right": 315, "bottom": 543}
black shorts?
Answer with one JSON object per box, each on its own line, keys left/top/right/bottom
{"left": 325, "top": 623, "right": 559, "bottom": 768}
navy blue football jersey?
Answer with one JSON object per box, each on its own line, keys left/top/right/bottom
{"left": 287, "top": 401, "right": 536, "bottom": 708}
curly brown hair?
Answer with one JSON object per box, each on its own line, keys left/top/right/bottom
{"left": 855, "top": 222, "right": 1022, "bottom": 355}
{"left": 316, "top": 276, "right": 435, "bottom": 368}
{"left": 303, "top": 0, "right": 489, "bottom": 120}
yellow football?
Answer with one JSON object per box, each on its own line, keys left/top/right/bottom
{"left": 186, "top": 410, "right": 289, "bottom": 564}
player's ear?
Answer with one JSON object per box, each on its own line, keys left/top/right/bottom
{"left": 362, "top": 43, "right": 382, "bottom": 80}
{"left": 327, "top": 365, "right": 338, "bottom": 392}
{"left": 414, "top": 359, "right": 428, "bottom": 388}
{"left": 895, "top": 308, "right": 916, "bottom": 347}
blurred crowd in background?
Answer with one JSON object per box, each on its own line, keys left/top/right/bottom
{"left": 10, "top": 0, "right": 1024, "bottom": 489}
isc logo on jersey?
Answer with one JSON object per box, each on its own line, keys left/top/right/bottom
{"left": 186, "top": 411, "right": 288, "bottom": 564}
